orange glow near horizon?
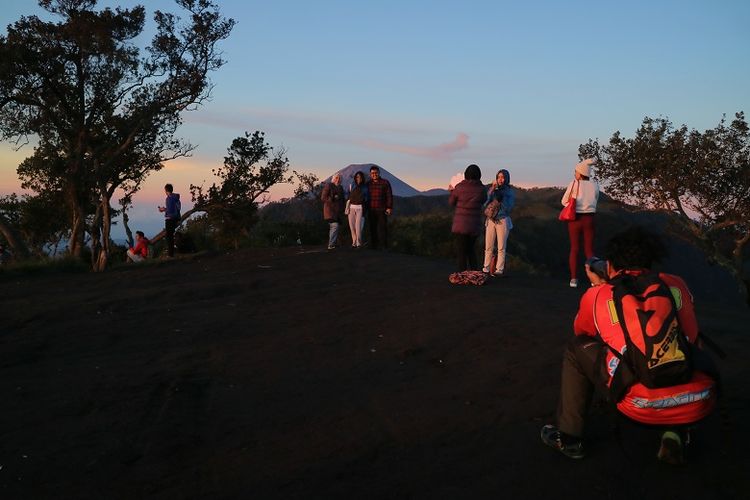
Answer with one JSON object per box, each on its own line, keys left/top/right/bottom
{"left": 1, "top": 147, "right": 560, "bottom": 207}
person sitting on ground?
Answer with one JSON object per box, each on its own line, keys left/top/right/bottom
{"left": 126, "top": 231, "right": 150, "bottom": 263}
{"left": 541, "top": 226, "right": 719, "bottom": 464}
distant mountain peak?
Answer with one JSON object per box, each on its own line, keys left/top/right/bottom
{"left": 324, "top": 164, "right": 421, "bottom": 197}
{"left": 325, "top": 164, "right": 448, "bottom": 197}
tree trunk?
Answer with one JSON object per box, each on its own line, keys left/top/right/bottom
{"left": 91, "top": 194, "right": 112, "bottom": 272}
{"left": 67, "top": 190, "right": 86, "bottom": 258}
{"left": 0, "top": 215, "right": 31, "bottom": 259}
{"left": 122, "top": 207, "right": 134, "bottom": 248}
{"left": 89, "top": 202, "right": 102, "bottom": 270}
{"left": 148, "top": 207, "right": 199, "bottom": 243}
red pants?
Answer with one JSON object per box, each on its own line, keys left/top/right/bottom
{"left": 567, "top": 214, "right": 595, "bottom": 280}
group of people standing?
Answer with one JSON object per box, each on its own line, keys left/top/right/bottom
{"left": 321, "top": 165, "right": 393, "bottom": 251}
{"left": 323, "top": 160, "right": 601, "bottom": 288}
{"left": 448, "top": 159, "right": 599, "bottom": 286}
{"left": 447, "top": 161, "right": 718, "bottom": 464}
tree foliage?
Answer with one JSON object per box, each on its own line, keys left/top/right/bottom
{"left": 292, "top": 171, "right": 322, "bottom": 199}
{"left": 0, "top": 192, "right": 68, "bottom": 258}
{"left": 0, "top": 0, "right": 234, "bottom": 269}
{"left": 182, "top": 131, "right": 293, "bottom": 248}
{"left": 580, "top": 112, "right": 750, "bottom": 296}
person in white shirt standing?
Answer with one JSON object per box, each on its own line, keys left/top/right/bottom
{"left": 561, "top": 159, "right": 599, "bottom": 287}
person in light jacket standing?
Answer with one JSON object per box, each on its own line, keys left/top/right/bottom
{"left": 449, "top": 164, "right": 487, "bottom": 271}
{"left": 482, "top": 169, "right": 515, "bottom": 277}
{"left": 321, "top": 173, "right": 345, "bottom": 250}
{"left": 561, "top": 159, "right": 599, "bottom": 287}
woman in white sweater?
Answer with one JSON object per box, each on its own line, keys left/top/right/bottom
{"left": 561, "top": 159, "right": 599, "bottom": 287}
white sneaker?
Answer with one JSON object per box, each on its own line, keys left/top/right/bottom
{"left": 569, "top": 279, "right": 578, "bottom": 288}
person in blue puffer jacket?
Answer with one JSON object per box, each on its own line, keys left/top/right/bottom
{"left": 482, "top": 169, "right": 515, "bottom": 276}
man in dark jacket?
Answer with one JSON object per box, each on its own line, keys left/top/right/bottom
{"left": 158, "top": 183, "right": 181, "bottom": 257}
{"left": 366, "top": 165, "right": 393, "bottom": 250}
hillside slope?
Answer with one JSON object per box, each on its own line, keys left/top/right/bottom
{"left": 260, "top": 187, "right": 742, "bottom": 304}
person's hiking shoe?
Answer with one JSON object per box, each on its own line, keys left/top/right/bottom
{"left": 569, "top": 279, "right": 578, "bottom": 288}
{"left": 540, "top": 425, "right": 585, "bottom": 459}
{"left": 657, "top": 430, "right": 685, "bottom": 465}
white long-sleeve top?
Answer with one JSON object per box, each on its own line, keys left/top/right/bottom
{"left": 561, "top": 179, "right": 599, "bottom": 214}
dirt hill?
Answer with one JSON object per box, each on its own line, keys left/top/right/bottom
{"left": 1, "top": 248, "right": 748, "bottom": 499}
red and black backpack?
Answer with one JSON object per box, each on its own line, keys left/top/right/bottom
{"left": 608, "top": 272, "right": 694, "bottom": 399}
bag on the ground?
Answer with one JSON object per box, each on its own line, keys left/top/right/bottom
{"left": 449, "top": 270, "right": 489, "bottom": 286}
{"left": 607, "top": 273, "right": 694, "bottom": 399}
{"left": 484, "top": 199, "right": 500, "bottom": 219}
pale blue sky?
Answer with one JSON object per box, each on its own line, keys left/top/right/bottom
{"left": 1, "top": 0, "right": 748, "bottom": 236}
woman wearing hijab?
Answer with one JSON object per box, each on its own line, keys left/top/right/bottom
{"left": 482, "top": 169, "right": 515, "bottom": 277}
{"left": 561, "top": 159, "right": 599, "bottom": 287}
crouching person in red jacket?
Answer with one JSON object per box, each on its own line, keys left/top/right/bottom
{"left": 126, "top": 231, "right": 150, "bottom": 263}
{"left": 541, "top": 226, "right": 719, "bottom": 464}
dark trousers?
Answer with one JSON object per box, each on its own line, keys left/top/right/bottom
{"left": 454, "top": 233, "right": 478, "bottom": 271}
{"left": 165, "top": 218, "right": 177, "bottom": 257}
{"left": 368, "top": 210, "right": 388, "bottom": 249}
{"left": 556, "top": 336, "right": 609, "bottom": 438}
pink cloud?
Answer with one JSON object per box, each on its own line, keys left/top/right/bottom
{"left": 359, "top": 133, "right": 469, "bottom": 160}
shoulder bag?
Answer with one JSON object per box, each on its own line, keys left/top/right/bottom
{"left": 558, "top": 181, "right": 579, "bottom": 222}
